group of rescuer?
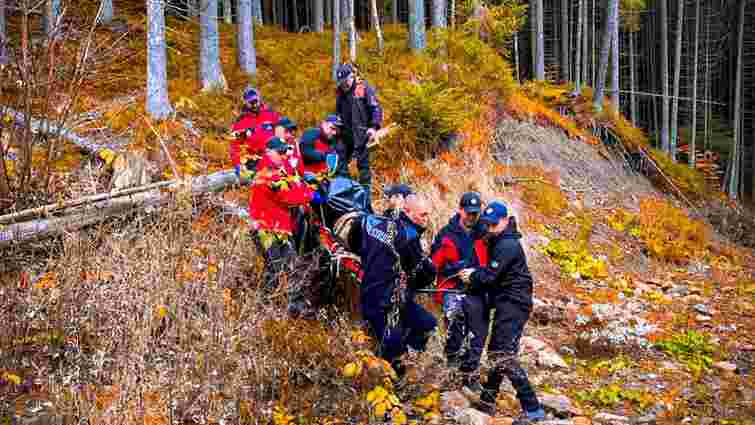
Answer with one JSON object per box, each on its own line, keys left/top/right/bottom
{"left": 229, "top": 63, "right": 545, "bottom": 423}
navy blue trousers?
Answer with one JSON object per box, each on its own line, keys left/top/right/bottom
{"left": 363, "top": 297, "right": 437, "bottom": 363}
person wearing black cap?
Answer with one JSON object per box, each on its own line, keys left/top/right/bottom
{"left": 335, "top": 63, "right": 383, "bottom": 210}
{"left": 430, "top": 192, "right": 489, "bottom": 392}
{"left": 275, "top": 117, "right": 304, "bottom": 176}
{"left": 299, "top": 114, "right": 343, "bottom": 175}
{"left": 459, "top": 201, "right": 544, "bottom": 423}
{"left": 382, "top": 183, "right": 413, "bottom": 219}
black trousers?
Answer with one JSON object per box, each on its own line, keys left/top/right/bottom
{"left": 460, "top": 294, "right": 490, "bottom": 374}
{"left": 480, "top": 296, "right": 541, "bottom": 414}
{"left": 336, "top": 129, "right": 371, "bottom": 186}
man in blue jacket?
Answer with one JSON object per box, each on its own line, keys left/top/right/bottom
{"left": 461, "top": 201, "right": 545, "bottom": 423}
{"left": 348, "top": 194, "right": 437, "bottom": 377}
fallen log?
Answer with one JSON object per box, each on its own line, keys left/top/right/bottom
{"left": 1, "top": 105, "right": 118, "bottom": 157}
{"left": 0, "top": 180, "right": 175, "bottom": 225}
{"left": 0, "top": 169, "right": 250, "bottom": 247}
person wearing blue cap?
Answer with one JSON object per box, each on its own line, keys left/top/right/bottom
{"left": 299, "top": 114, "right": 343, "bottom": 175}
{"left": 458, "top": 201, "right": 544, "bottom": 423}
{"left": 335, "top": 63, "right": 383, "bottom": 211}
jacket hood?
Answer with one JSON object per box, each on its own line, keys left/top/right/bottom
{"left": 489, "top": 216, "right": 521, "bottom": 244}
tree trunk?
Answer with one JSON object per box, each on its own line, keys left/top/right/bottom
{"left": 689, "top": 0, "right": 700, "bottom": 168}
{"left": 432, "top": 0, "right": 446, "bottom": 28}
{"left": 514, "top": 31, "right": 520, "bottom": 84}
{"left": 629, "top": 28, "right": 637, "bottom": 125}
{"left": 332, "top": 0, "right": 341, "bottom": 80}
{"left": 314, "top": 0, "right": 324, "bottom": 31}
{"left": 727, "top": 0, "right": 744, "bottom": 199}
{"left": 45, "top": 0, "right": 61, "bottom": 37}
{"left": 573, "top": 0, "right": 583, "bottom": 94}
{"left": 200, "top": 0, "right": 228, "bottom": 91}
{"left": 610, "top": 10, "right": 619, "bottom": 108}
{"left": 347, "top": 0, "right": 356, "bottom": 61}
{"left": 0, "top": 170, "right": 244, "bottom": 247}
{"left": 146, "top": 0, "right": 173, "bottom": 120}
{"left": 530, "top": 0, "right": 544, "bottom": 80}
{"left": 392, "top": 0, "right": 398, "bottom": 23}
{"left": 99, "top": 0, "right": 114, "bottom": 25}
{"left": 293, "top": 0, "right": 299, "bottom": 30}
{"left": 450, "top": 0, "right": 455, "bottom": 28}
{"left": 223, "top": 0, "right": 233, "bottom": 23}
{"left": 593, "top": 0, "right": 618, "bottom": 112}
{"left": 582, "top": 0, "right": 589, "bottom": 86}
{"left": 371, "top": 0, "right": 384, "bottom": 53}
{"left": 660, "top": 0, "right": 669, "bottom": 152}
{"left": 0, "top": 0, "right": 7, "bottom": 65}
{"left": 670, "top": 0, "right": 683, "bottom": 160}
{"left": 408, "top": 0, "right": 425, "bottom": 51}
{"left": 252, "top": 0, "right": 262, "bottom": 23}
{"left": 238, "top": 0, "right": 256, "bottom": 75}
{"left": 560, "top": 0, "right": 569, "bottom": 81}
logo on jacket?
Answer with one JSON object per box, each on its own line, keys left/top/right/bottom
{"left": 261, "top": 122, "right": 274, "bottom": 132}
{"left": 490, "top": 260, "right": 500, "bottom": 269}
{"left": 365, "top": 217, "right": 393, "bottom": 247}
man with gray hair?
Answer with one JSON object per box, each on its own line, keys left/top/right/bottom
{"left": 347, "top": 193, "right": 437, "bottom": 377}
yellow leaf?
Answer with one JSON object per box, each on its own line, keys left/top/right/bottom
{"left": 98, "top": 148, "right": 117, "bottom": 166}
{"left": 156, "top": 305, "right": 168, "bottom": 319}
{"left": 2, "top": 372, "right": 21, "bottom": 385}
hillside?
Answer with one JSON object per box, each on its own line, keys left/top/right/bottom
{"left": 1, "top": 5, "right": 755, "bottom": 425}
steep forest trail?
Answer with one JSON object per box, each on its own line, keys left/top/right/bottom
{"left": 1, "top": 7, "right": 755, "bottom": 425}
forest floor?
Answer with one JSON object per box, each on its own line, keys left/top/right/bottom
{"left": 1, "top": 3, "right": 755, "bottom": 425}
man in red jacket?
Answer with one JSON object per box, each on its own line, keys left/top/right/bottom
{"left": 298, "top": 114, "right": 342, "bottom": 175}
{"left": 430, "top": 192, "right": 489, "bottom": 392}
{"left": 230, "top": 88, "right": 281, "bottom": 180}
{"left": 249, "top": 137, "right": 325, "bottom": 295}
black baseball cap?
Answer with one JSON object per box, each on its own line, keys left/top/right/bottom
{"left": 459, "top": 192, "right": 482, "bottom": 214}
{"left": 385, "top": 183, "right": 413, "bottom": 198}
{"left": 266, "top": 137, "right": 288, "bottom": 153}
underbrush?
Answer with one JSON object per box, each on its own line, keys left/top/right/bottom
{"left": 0, "top": 198, "right": 389, "bottom": 423}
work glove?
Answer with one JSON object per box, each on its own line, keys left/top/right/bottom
{"left": 366, "top": 128, "right": 377, "bottom": 140}
{"left": 235, "top": 164, "right": 241, "bottom": 180}
{"left": 311, "top": 191, "right": 328, "bottom": 205}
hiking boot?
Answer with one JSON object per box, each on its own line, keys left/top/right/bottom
{"left": 446, "top": 353, "right": 463, "bottom": 369}
{"left": 462, "top": 373, "right": 483, "bottom": 393}
{"left": 511, "top": 407, "right": 546, "bottom": 425}
{"left": 472, "top": 399, "right": 496, "bottom": 416}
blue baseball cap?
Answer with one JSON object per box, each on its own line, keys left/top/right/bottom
{"left": 479, "top": 201, "right": 509, "bottom": 225}
{"left": 336, "top": 63, "right": 355, "bottom": 86}
{"left": 243, "top": 87, "right": 260, "bottom": 103}
{"left": 324, "top": 114, "right": 343, "bottom": 127}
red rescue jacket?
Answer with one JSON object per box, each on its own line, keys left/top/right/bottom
{"left": 249, "top": 154, "right": 314, "bottom": 235}
{"left": 230, "top": 106, "right": 281, "bottom": 166}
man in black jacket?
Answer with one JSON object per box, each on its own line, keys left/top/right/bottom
{"left": 349, "top": 194, "right": 437, "bottom": 375}
{"left": 335, "top": 63, "right": 383, "bottom": 210}
{"left": 461, "top": 201, "right": 545, "bottom": 423}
